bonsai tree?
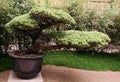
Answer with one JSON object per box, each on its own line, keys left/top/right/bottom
{"left": 5, "top": 7, "right": 76, "bottom": 54}
{"left": 5, "top": 6, "right": 111, "bottom": 53}
{"left": 5, "top": 6, "right": 76, "bottom": 79}
{"left": 5, "top": 6, "right": 110, "bottom": 79}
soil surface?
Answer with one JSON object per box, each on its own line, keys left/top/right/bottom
{"left": 0, "top": 65, "right": 120, "bottom": 82}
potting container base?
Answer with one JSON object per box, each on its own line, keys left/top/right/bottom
{"left": 8, "top": 71, "right": 43, "bottom": 82}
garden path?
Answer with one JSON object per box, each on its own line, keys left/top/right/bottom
{"left": 42, "top": 65, "right": 120, "bottom": 82}
{"left": 0, "top": 65, "right": 120, "bottom": 82}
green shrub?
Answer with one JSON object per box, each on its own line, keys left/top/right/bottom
{"left": 65, "top": 2, "right": 109, "bottom": 31}
{"left": 50, "top": 30, "right": 111, "bottom": 48}
{"left": 0, "top": 0, "right": 34, "bottom": 53}
{"left": 103, "top": 7, "right": 120, "bottom": 44}
{"left": 9, "top": 0, "right": 33, "bottom": 17}
{"left": 106, "top": 14, "right": 120, "bottom": 44}
{"left": 0, "top": 0, "right": 11, "bottom": 54}
{"left": 66, "top": 2, "right": 120, "bottom": 44}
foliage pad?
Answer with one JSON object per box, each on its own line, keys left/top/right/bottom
{"left": 29, "top": 7, "right": 76, "bottom": 24}
{"left": 5, "top": 14, "right": 38, "bottom": 31}
{"left": 51, "top": 30, "right": 111, "bottom": 48}
{"left": 5, "top": 7, "right": 75, "bottom": 32}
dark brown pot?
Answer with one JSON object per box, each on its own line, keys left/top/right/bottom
{"left": 9, "top": 51, "right": 44, "bottom": 79}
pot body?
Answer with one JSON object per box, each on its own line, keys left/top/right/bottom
{"left": 9, "top": 52, "right": 44, "bottom": 79}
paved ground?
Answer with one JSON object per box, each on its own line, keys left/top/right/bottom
{"left": 42, "top": 65, "right": 120, "bottom": 82}
{"left": 0, "top": 65, "right": 120, "bottom": 82}
{"left": 0, "top": 70, "right": 9, "bottom": 82}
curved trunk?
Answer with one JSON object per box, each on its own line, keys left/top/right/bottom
{"left": 27, "top": 40, "right": 63, "bottom": 53}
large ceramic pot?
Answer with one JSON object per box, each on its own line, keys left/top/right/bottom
{"left": 9, "top": 51, "right": 44, "bottom": 79}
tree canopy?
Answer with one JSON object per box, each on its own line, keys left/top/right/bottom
{"left": 5, "top": 6, "right": 75, "bottom": 32}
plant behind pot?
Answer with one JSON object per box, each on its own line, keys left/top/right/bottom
{"left": 5, "top": 7, "right": 75, "bottom": 79}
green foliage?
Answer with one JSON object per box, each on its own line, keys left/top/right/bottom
{"left": 9, "top": 0, "right": 34, "bottom": 50}
{"left": 65, "top": 2, "right": 120, "bottom": 44}
{"left": 0, "top": 1, "right": 10, "bottom": 26}
{"left": 5, "top": 14, "right": 38, "bottom": 31}
{"left": 0, "top": 0, "right": 12, "bottom": 54}
{"left": 5, "top": 6, "right": 75, "bottom": 52}
{"left": 66, "top": 2, "right": 111, "bottom": 31}
{"left": 8, "top": 0, "right": 33, "bottom": 18}
{"left": 29, "top": 7, "right": 76, "bottom": 24}
{"left": 5, "top": 0, "right": 34, "bottom": 31}
{"left": 50, "top": 30, "right": 110, "bottom": 48}
{"left": 0, "top": 0, "right": 34, "bottom": 53}
{"left": 102, "top": 5, "right": 120, "bottom": 44}
{"left": 106, "top": 13, "right": 120, "bottom": 44}
{"left": 65, "top": 2, "right": 119, "bottom": 31}
{"left": 6, "top": 6, "right": 75, "bottom": 32}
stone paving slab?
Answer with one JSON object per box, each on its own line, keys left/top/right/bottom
{"left": 8, "top": 71, "right": 43, "bottom": 82}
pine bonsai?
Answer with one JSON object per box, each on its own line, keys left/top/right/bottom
{"left": 5, "top": 7, "right": 75, "bottom": 54}
{"left": 5, "top": 6, "right": 110, "bottom": 54}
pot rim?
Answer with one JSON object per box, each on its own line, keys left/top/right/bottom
{"left": 9, "top": 50, "right": 45, "bottom": 59}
